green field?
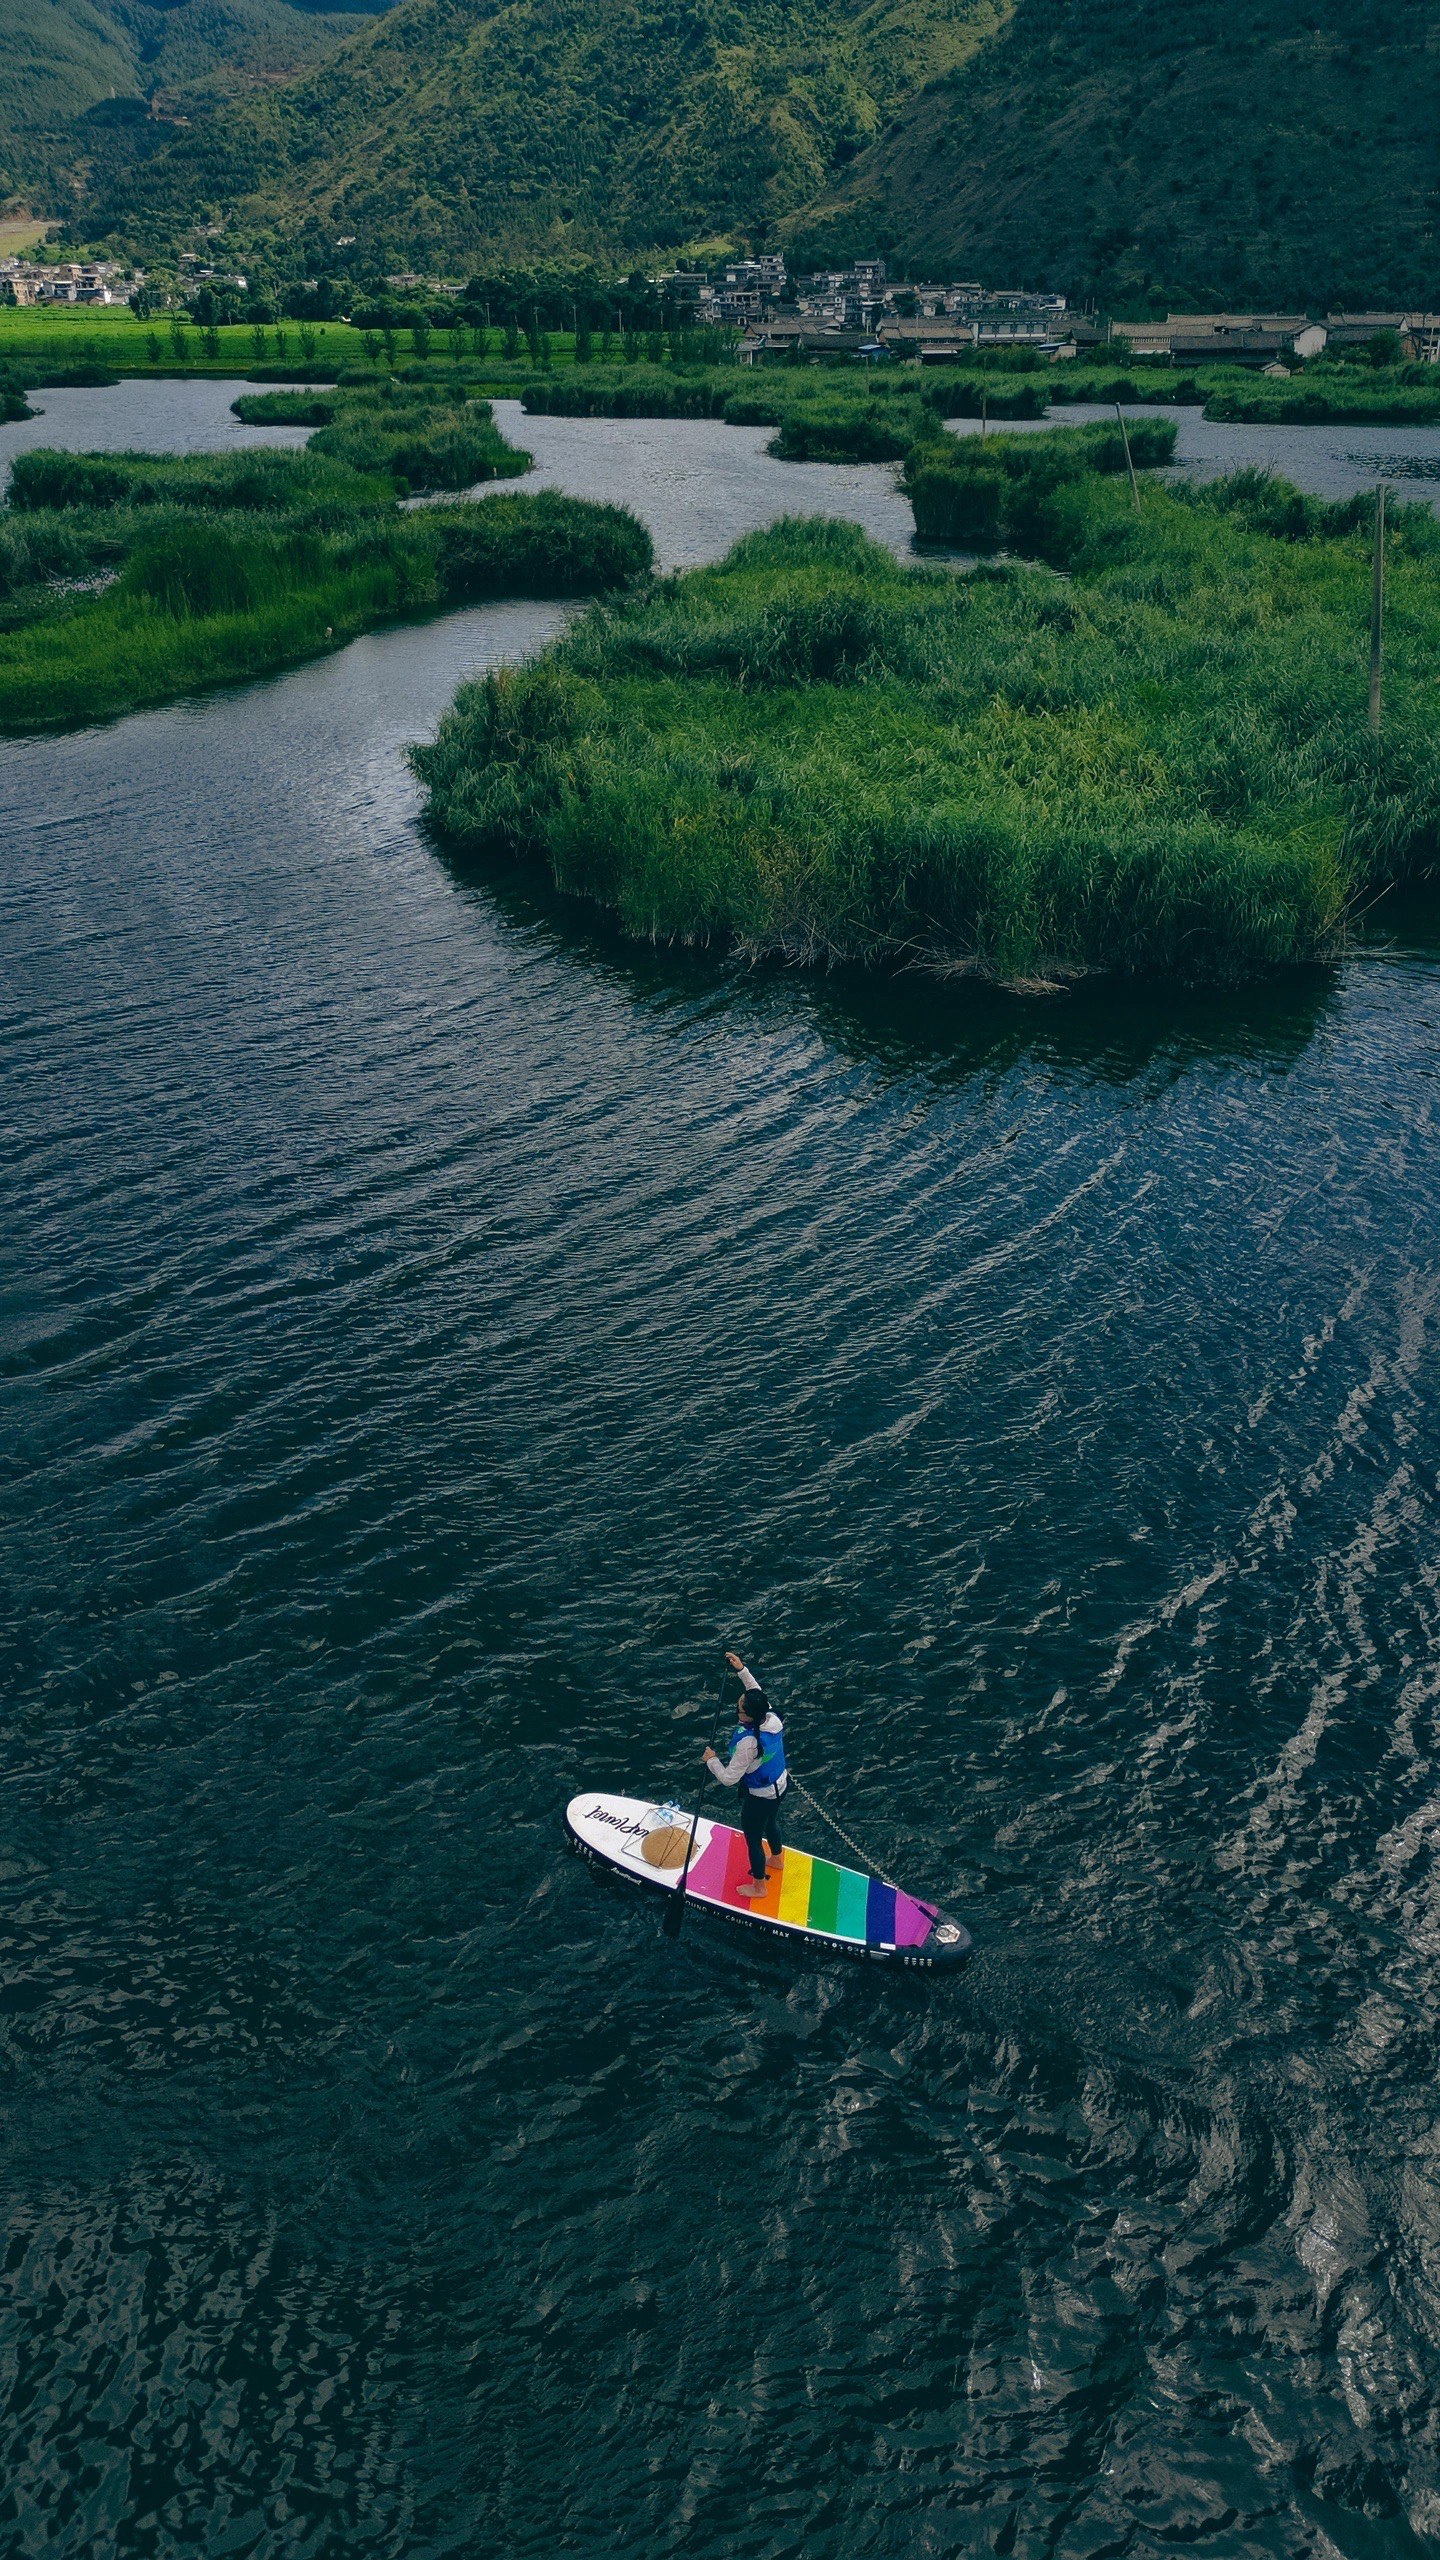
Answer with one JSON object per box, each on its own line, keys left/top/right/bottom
{"left": 0, "top": 307, "right": 612, "bottom": 383}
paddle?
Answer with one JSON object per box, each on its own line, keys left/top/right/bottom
{"left": 662, "top": 1663, "right": 734, "bottom": 1942}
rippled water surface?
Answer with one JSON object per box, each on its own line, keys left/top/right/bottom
{"left": 483, "top": 396, "right": 916, "bottom": 565}
{"left": 0, "top": 377, "right": 311, "bottom": 482}
{"left": 1046, "top": 401, "right": 1440, "bottom": 507}
{"left": 4, "top": 386, "right": 1440, "bottom": 2560}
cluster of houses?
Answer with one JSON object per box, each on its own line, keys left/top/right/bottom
{"left": 664, "top": 260, "right": 1440, "bottom": 369}
{"left": 1122, "top": 311, "right": 1440, "bottom": 368}
{"left": 664, "top": 256, "right": 1079, "bottom": 358}
{"left": 0, "top": 256, "right": 132, "bottom": 306}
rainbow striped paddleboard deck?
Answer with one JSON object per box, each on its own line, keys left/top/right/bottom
{"left": 565, "top": 1794, "right": 971, "bottom": 1967}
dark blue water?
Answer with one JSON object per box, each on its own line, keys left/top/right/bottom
{"left": 5, "top": 390, "right": 1440, "bottom": 2560}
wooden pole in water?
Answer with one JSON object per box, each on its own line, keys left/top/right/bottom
{"left": 1116, "top": 400, "right": 1141, "bottom": 510}
{"left": 1369, "top": 483, "right": 1387, "bottom": 738}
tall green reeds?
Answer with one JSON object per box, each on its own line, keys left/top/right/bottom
{"left": 10, "top": 447, "right": 382, "bottom": 517}
{"left": 903, "top": 418, "right": 1178, "bottom": 553}
{"left": 0, "top": 420, "right": 653, "bottom": 733}
{"left": 1205, "top": 369, "right": 1440, "bottom": 425}
{"left": 307, "top": 382, "right": 529, "bottom": 490}
{"left": 413, "top": 460, "right": 1440, "bottom": 987}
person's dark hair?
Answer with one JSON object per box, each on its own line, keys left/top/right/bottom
{"left": 741, "top": 1689, "right": 769, "bottom": 1723}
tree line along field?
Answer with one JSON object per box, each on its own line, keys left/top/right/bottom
{"left": 0, "top": 309, "right": 546, "bottom": 379}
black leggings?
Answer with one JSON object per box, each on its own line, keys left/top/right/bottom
{"left": 741, "top": 1791, "right": 783, "bottom": 1880}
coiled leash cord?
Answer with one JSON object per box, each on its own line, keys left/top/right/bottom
{"left": 789, "top": 1777, "right": 900, "bottom": 1893}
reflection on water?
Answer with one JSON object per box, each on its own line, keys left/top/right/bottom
{"left": 441, "top": 837, "right": 1342, "bottom": 1088}
{"left": 4, "top": 377, "right": 1440, "bottom": 2560}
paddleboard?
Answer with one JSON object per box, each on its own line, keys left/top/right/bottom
{"left": 565, "top": 1792, "right": 972, "bottom": 1967}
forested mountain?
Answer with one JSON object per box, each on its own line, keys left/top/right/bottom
{"left": 19, "top": 0, "right": 1440, "bottom": 306}
{"left": 1, "top": 0, "right": 379, "bottom": 201}
{"left": 787, "top": 0, "right": 1440, "bottom": 307}
{"left": 78, "top": 0, "right": 1005, "bottom": 267}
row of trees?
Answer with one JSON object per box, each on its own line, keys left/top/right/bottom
{"left": 157, "top": 263, "right": 734, "bottom": 338}
{"left": 117, "top": 309, "right": 736, "bottom": 370}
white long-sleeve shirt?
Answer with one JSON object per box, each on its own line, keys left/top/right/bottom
{"left": 706, "top": 1666, "right": 787, "bottom": 1798}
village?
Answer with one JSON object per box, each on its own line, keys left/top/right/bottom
{"left": 4, "top": 241, "right": 1439, "bottom": 374}
{"left": 0, "top": 255, "right": 132, "bottom": 305}
{"left": 677, "top": 256, "right": 1440, "bottom": 369}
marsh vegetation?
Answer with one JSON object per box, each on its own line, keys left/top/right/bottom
{"left": 414, "top": 435, "right": 1440, "bottom": 986}
{"left": 0, "top": 384, "right": 649, "bottom": 731}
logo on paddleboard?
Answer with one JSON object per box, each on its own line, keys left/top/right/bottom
{"left": 585, "top": 1803, "right": 648, "bottom": 1839}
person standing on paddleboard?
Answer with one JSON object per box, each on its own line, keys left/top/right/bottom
{"left": 702, "top": 1652, "right": 789, "bottom": 1897}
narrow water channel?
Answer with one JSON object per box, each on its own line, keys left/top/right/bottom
{"left": 3, "top": 384, "right": 1440, "bottom": 2560}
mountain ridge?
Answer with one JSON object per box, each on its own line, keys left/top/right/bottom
{"left": 17, "top": 0, "right": 1440, "bottom": 309}
{"left": 1, "top": 0, "right": 381, "bottom": 202}
{"left": 786, "top": 0, "right": 1440, "bottom": 308}
{"left": 78, "top": 0, "right": 1003, "bottom": 266}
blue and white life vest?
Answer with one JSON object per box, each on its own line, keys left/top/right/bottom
{"left": 734, "top": 1715, "right": 787, "bottom": 1795}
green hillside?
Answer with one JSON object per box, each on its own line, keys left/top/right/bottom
{"left": 81, "top": 0, "right": 1005, "bottom": 266}
{"left": 0, "top": 0, "right": 379, "bottom": 202}
{"left": 20, "top": 0, "right": 1440, "bottom": 305}
{"left": 3, "top": 0, "right": 139, "bottom": 140}
{"left": 786, "top": 0, "right": 1440, "bottom": 308}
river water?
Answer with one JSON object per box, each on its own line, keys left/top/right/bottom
{"left": 4, "top": 384, "right": 1440, "bottom": 2560}
{"left": 1047, "top": 403, "right": 1440, "bottom": 505}
{"left": 0, "top": 377, "right": 313, "bottom": 476}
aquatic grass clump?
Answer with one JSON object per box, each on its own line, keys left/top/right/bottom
{"left": 1205, "top": 369, "right": 1440, "bottom": 425}
{"left": 433, "top": 492, "right": 652, "bottom": 598}
{"left": 413, "top": 455, "right": 1440, "bottom": 986}
{"left": 9, "top": 446, "right": 381, "bottom": 518}
{"left": 308, "top": 385, "right": 529, "bottom": 490}
{"left": 522, "top": 368, "right": 736, "bottom": 421}
{"left": 0, "top": 458, "right": 652, "bottom": 732}
{"left": 766, "top": 400, "right": 928, "bottom": 463}
{"left": 565, "top": 519, "right": 961, "bottom": 684}
{"left": 904, "top": 418, "right": 1179, "bottom": 554}
{"left": 231, "top": 389, "right": 339, "bottom": 426}
{"left": 228, "top": 379, "right": 533, "bottom": 490}
{"left": 313, "top": 410, "right": 525, "bottom": 491}
{"left": 117, "top": 521, "right": 331, "bottom": 618}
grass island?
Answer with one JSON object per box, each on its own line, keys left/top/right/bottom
{"left": 414, "top": 426, "right": 1440, "bottom": 987}
{"left": 0, "top": 380, "right": 651, "bottom": 730}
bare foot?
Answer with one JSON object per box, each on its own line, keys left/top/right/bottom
{"left": 737, "top": 1878, "right": 767, "bottom": 1897}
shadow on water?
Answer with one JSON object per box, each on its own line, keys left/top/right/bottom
{"left": 428, "top": 831, "right": 1341, "bottom": 1089}
{"left": 1358, "top": 872, "right": 1440, "bottom": 962}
